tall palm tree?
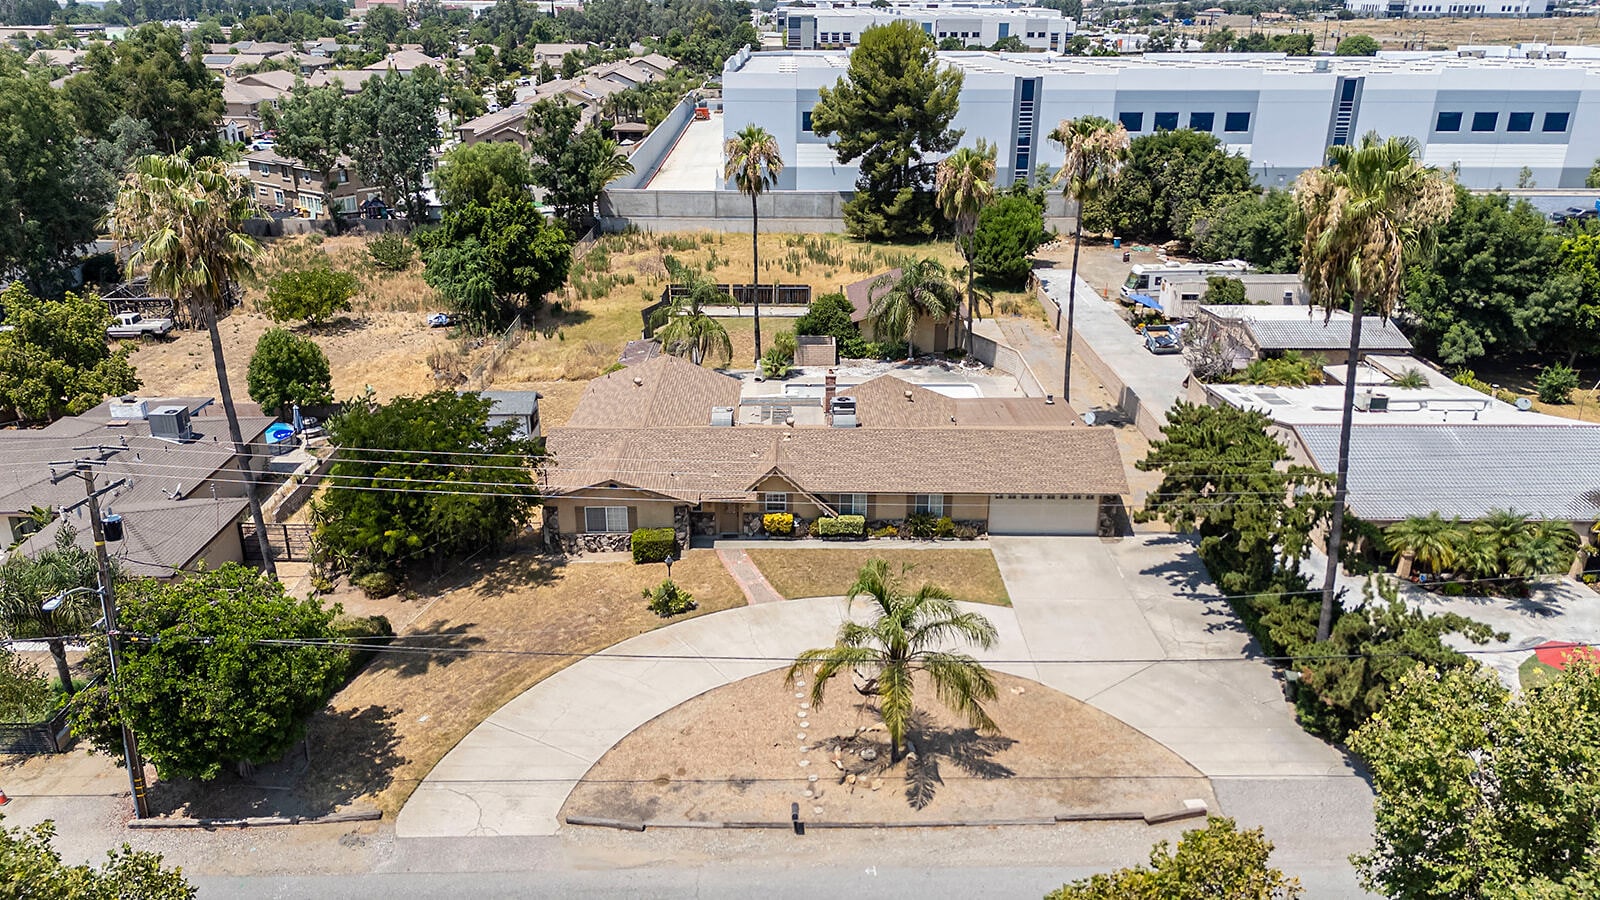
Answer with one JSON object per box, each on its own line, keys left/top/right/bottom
{"left": 1048, "top": 116, "right": 1129, "bottom": 402}
{"left": 867, "top": 258, "right": 961, "bottom": 361}
{"left": 723, "top": 125, "right": 784, "bottom": 364}
{"left": 789, "top": 559, "right": 999, "bottom": 763}
{"left": 1383, "top": 512, "right": 1463, "bottom": 579}
{"left": 0, "top": 528, "right": 104, "bottom": 693}
{"left": 653, "top": 264, "right": 734, "bottom": 366}
{"left": 585, "top": 136, "right": 634, "bottom": 232}
{"left": 111, "top": 154, "right": 277, "bottom": 575}
{"left": 1295, "top": 133, "right": 1454, "bottom": 640}
{"left": 935, "top": 140, "right": 997, "bottom": 355}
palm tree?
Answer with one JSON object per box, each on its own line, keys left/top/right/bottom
{"left": 0, "top": 528, "right": 103, "bottom": 693}
{"left": 653, "top": 264, "right": 734, "bottom": 366}
{"left": 1048, "top": 116, "right": 1129, "bottom": 402}
{"left": 867, "top": 258, "right": 961, "bottom": 361}
{"left": 1295, "top": 133, "right": 1454, "bottom": 640}
{"left": 789, "top": 559, "right": 999, "bottom": 763}
{"left": 723, "top": 125, "right": 784, "bottom": 364}
{"left": 934, "top": 140, "right": 997, "bottom": 355}
{"left": 1503, "top": 520, "right": 1581, "bottom": 580}
{"left": 1383, "top": 512, "right": 1463, "bottom": 578}
{"left": 584, "top": 136, "right": 634, "bottom": 233}
{"left": 111, "top": 154, "right": 277, "bottom": 575}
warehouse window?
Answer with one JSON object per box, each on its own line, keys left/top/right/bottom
{"left": 1223, "top": 111, "right": 1250, "bottom": 132}
{"left": 1153, "top": 112, "right": 1178, "bottom": 131}
{"left": 802, "top": 111, "right": 812, "bottom": 132}
{"left": 1471, "top": 111, "right": 1498, "bottom": 132}
{"left": 1507, "top": 111, "right": 1533, "bottom": 132}
{"left": 1118, "top": 111, "right": 1143, "bottom": 132}
{"left": 1435, "top": 111, "right": 1462, "bottom": 132}
{"left": 1188, "top": 111, "right": 1214, "bottom": 131}
{"left": 1544, "top": 112, "right": 1570, "bottom": 132}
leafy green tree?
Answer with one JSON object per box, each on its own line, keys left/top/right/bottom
{"left": 1351, "top": 663, "right": 1600, "bottom": 899}
{"left": 1295, "top": 133, "right": 1454, "bottom": 641}
{"left": 723, "top": 123, "right": 784, "bottom": 361}
{"left": 262, "top": 264, "right": 358, "bottom": 326}
{"left": 1202, "top": 276, "right": 1248, "bottom": 305}
{"left": 526, "top": 99, "right": 635, "bottom": 234}
{"left": 790, "top": 559, "right": 998, "bottom": 763}
{"left": 971, "top": 193, "right": 1046, "bottom": 287}
{"left": 1187, "top": 189, "right": 1301, "bottom": 272}
{"left": 935, "top": 140, "right": 997, "bottom": 351}
{"left": 367, "top": 233, "right": 416, "bottom": 271}
{"left": 1548, "top": 230, "right": 1600, "bottom": 364}
{"left": 1083, "top": 128, "right": 1252, "bottom": 244}
{"left": 262, "top": 81, "right": 349, "bottom": 210}
{"left": 0, "top": 54, "right": 105, "bottom": 292}
{"left": 0, "top": 527, "right": 101, "bottom": 694}
{"left": 793, "top": 292, "right": 860, "bottom": 346}
{"left": 0, "top": 647, "right": 52, "bottom": 721}
{"left": 1536, "top": 362, "right": 1580, "bottom": 404}
{"left": 419, "top": 196, "right": 573, "bottom": 328}
{"left": 536, "top": 60, "right": 555, "bottom": 83}
{"left": 867, "top": 258, "right": 960, "bottom": 360}
{"left": 0, "top": 819, "right": 194, "bottom": 899}
{"left": 1586, "top": 157, "right": 1600, "bottom": 190}
{"left": 70, "top": 564, "right": 346, "bottom": 781}
{"left": 1231, "top": 32, "right": 1270, "bottom": 52}
{"left": 62, "top": 24, "right": 223, "bottom": 154}
{"left": 0, "top": 284, "right": 139, "bottom": 424}
{"left": 811, "top": 20, "right": 964, "bottom": 241}
{"left": 434, "top": 140, "right": 534, "bottom": 212}
{"left": 1200, "top": 27, "right": 1235, "bottom": 52}
{"left": 247, "top": 328, "right": 334, "bottom": 418}
{"left": 1269, "top": 33, "right": 1314, "bottom": 55}
{"left": 313, "top": 392, "right": 541, "bottom": 573}
{"left": 652, "top": 261, "right": 734, "bottom": 366}
{"left": 362, "top": 4, "right": 405, "bottom": 43}
{"left": 346, "top": 68, "right": 443, "bottom": 221}
{"left": 1051, "top": 115, "right": 1130, "bottom": 399}
{"left": 1045, "top": 816, "right": 1302, "bottom": 899}
{"left": 1400, "top": 187, "right": 1558, "bottom": 365}
{"left": 1335, "top": 34, "right": 1381, "bottom": 56}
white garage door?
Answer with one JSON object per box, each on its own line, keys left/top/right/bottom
{"left": 988, "top": 494, "right": 1099, "bottom": 536}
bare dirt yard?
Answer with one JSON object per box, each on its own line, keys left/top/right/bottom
{"left": 562, "top": 668, "right": 1213, "bottom": 825}
{"left": 1251, "top": 16, "right": 1600, "bottom": 51}
{"left": 744, "top": 547, "right": 1011, "bottom": 605}
{"left": 143, "top": 547, "right": 745, "bottom": 819}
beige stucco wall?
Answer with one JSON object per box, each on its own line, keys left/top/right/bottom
{"left": 190, "top": 519, "right": 245, "bottom": 572}
{"left": 859, "top": 317, "right": 957, "bottom": 355}
{"left": 550, "top": 487, "right": 677, "bottom": 533}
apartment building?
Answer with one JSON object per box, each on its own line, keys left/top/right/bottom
{"left": 243, "top": 149, "right": 379, "bottom": 218}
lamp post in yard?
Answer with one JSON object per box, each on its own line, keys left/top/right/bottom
{"left": 664, "top": 553, "right": 675, "bottom": 581}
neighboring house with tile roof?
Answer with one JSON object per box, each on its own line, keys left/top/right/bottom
{"left": 365, "top": 49, "right": 442, "bottom": 73}
{"left": 0, "top": 397, "right": 277, "bottom": 578}
{"left": 1198, "top": 305, "right": 1413, "bottom": 367}
{"left": 841, "top": 268, "right": 960, "bottom": 356}
{"left": 541, "top": 356, "right": 1125, "bottom": 551}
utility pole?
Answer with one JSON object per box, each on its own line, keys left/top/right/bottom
{"left": 51, "top": 459, "right": 150, "bottom": 820}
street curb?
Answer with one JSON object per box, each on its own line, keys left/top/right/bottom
{"left": 565, "top": 802, "right": 1207, "bottom": 832}
{"left": 127, "top": 807, "right": 381, "bottom": 829}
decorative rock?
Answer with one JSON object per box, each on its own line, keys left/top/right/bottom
{"left": 797, "top": 733, "right": 807, "bottom": 741}
{"left": 799, "top": 759, "right": 810, "bottom": 767}
{"left": 797, "top": 711, "right": 807, "bottom": 718}
{"left": 831, "top": 759, "right": 844, "bottom": 770}
{"left": 795, "top": 692, "right": 805, "bottom": 699}
{"left": 802, "top": 789, "right": 813, "bottom": 798}
{"left": 799, "top": 745, "right": 810, "bottom": 752}
{"left": 870, "top": 778, "right": 884, "bottom": 791}
{"left": 807, "top": 774, "right": 819, "bottom": 783}
{"left": 800, "top": 722, "right": 810, "bottom": 728}
{"left": 859, "top": 748, "right": 878, "bottom": 762}
{"left": 799, "top": 702, "right": 810, "bottom": 710}
{"left": 846, "top": 773, "right": 857, "bottom": 785}
{"left": 813, "top": 806, "right": 823, "bottom": 815}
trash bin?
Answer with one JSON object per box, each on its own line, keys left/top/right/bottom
{"left": 1122, "top": 250, "right": 1131, "bottom": 263}
{"left": 1113, "top": 237, "right": 1122, "bottom": 249}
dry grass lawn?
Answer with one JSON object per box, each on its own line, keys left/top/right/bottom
{"left": 1249, "top": 17, "right": 1598, "bottom": 50}
{"left": 745, "top": 547, "right": 1010, "bottom": 605}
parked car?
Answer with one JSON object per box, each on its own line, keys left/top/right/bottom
{"left": 107, "top": 312, "right": 176, "bottom": 340}
{"left": 427, "top": 312, "right": 455, "bottom": 328}
{"left": 249, "top": 138, "right": 275, "bottom": 152}
{"left": 1143, "top": 325, "right": 1180, "bottom": 355}
{"left": 1550, "top": 206, "right": 1598, "bottom": 224}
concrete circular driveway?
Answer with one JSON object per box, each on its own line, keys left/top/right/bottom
{"left": 395, "top": 537, "right": 1352, "bottom": 838}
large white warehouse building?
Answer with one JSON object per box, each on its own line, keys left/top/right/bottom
{"left": 1342, "top": 0, "right": 1549, "bottom": 18}
{"left": 775, "top": 2, "right": 1075, "bottom": 52}
{"left": 720, "top": 48, "right": 1600, "bottom": 191}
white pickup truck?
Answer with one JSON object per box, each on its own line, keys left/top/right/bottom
{"left": 106, "top": 312, "right": 176, "bottom": 340}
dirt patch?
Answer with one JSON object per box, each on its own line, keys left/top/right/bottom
{"left": 1249, "top": 17, "right": 1595, "bottom": 50}
{"left": 744, "top": 547, "right": 1010, "bottom": 605}
{"left": 562, "top": 669, "right": 1212, "bottom": 824}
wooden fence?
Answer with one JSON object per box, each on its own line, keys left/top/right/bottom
{"left": 470, "top": 313, "right": 524, "bottom": 388}
{"left": 241, "top": 522, "right": 315, "bottom": 563}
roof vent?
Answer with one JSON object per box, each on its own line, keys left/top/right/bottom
{"left": 148, "top": 406, "right": 193, "bottom": 442}
{"left": 710, "top": 406, "right": 735, "bottom": 427}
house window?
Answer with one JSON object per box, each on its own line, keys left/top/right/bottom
{"left": 272, "top": 189, "right": 284, "bottom": 205}
{"left": 256, "top": 162, "right": 271, "bottom": 176}
{"left": 1435, "top": 111, "right": 1462, "bottom": 132}
{"left": 1506, "top": 112, "right": 1533, "bottom": 132}
{"left": 914, "top": 494, "right": 944, "bottom": 516}
{"left": 802, "top": 110, "right": 813, "bottom": 132}
{"left": 836, "top": 493, "right": 867, "bottom": 516}
{"left": 1118, "top": 111, "right": 1143, "bottom": 132}
{"left": 1223, "top": 111, "right": 1251, "bottom": 133}
{"left": 1471, "top": 111, "right": 1498, "bottom": 132}
{"left": 1153, "top": 112, "right": 1178, "bottom": 131}
{"left": 337, "top": 169, "right": 350, "bottom": 184}
{"left": 584, "top": 506, "right": 629, "bottom": 533}
{"left": 764, "top": 492, "right": 789, "bottom": 513}
{"left": 1188, "top": 111, "right": 1214, "bottom": 131}
{"left": 1543, "top": 112, "right": 1570, "bottom": 132}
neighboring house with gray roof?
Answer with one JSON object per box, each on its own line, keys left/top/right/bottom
{"left": 1198, "top": 305, "right": 1412, "bottom": 367}
{"left": 542, "top": 356, "right": 1124, "bottom": 551}
{"left": 479, "top": 391, "right": 541, "bottom": 439}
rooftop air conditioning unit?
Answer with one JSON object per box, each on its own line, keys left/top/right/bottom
{"left": 830, "top": 395, "right": 858, "bottom": 428}
{"left": 148, "top": 405, "right": 194, "bottom": 442}
{"left": 709, "top": 406, "right": 735, "bottom": 427}
{"left": 1368, "top": 392, "right": 1389, "bottom": 412}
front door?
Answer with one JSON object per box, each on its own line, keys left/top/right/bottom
{"left": 717, "top": 507, "right": 741, "bottom": 536}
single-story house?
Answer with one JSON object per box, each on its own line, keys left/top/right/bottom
{"left": 542, "top": 356, "right": 1127, "bottom": 552}
{"left": 1157, "top": 273, "right": 1307, "bottom": 320}
{"left": 843, "top": 269, "right": 960, "bottom": 356}
{"left": 1196, "top": 305, "right": 1412, "bottom": 367}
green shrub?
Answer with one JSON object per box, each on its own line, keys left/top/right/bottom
{"left": 1233, "top": 351, "right": 1323, "bottom": 387}
{"left": 952, "top": 522, "right": 981, "bottom": 539}
{"left": 630, "top": 527, "right": 676, "bottom": 564}
{"left": 763, "top": 512, "right": 794, "bottom": 536}
{"left": 934, "top": 516, "right": 957, "bottom": 538}
{"left": 794, "top": 292, "right": 859, "bottom": 345}
{"left": 263, "top": 264, "right": 359, "bottom": 325}
{"left": 903, "top": 512, "right": 938, "bottom": 539}
{"left": 870, "top": 524, "right": 899, "bottom": 538}
{"left": 1201, "top": 276, "right": 1250, "bottom": 305}
{"left": 643, "top": 579, "right": 696, "bottom": 617}
{"left": 351, "top": 571, "right": 399, "bottom": 599}
{"left": 330, "top": 613, "right": 394, "bottom": 680}
{"left": 1536, "top": 363, "right": 1580, "bottom": 404}
{"left": 771, "top": 329, "right": 798, "bottom": 360}
{"left": 368, "top": 233, "right": 416, "bottom": 271}
{"left": 972, "top": 194, "right": 1046, "bottom": 286}
{"left": 1451, "top": 367, "right": 1495, "bottom": 395}
{"left": 816, "top": 515, "right": 866, "bottom": 538}
{"left": 760, "top": 346, "right": 793, "bottom": 379}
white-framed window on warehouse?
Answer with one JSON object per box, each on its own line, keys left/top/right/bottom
{"left": 836, "top": 493, "right": 867, "bottom": 516}
{"left": 914, "top": 494, "right": 944, "bottom": 517}
{"left": 765, "top": 492, "right": 789, "bottom": 513}
{"left": 584, "top": 506, "right": 629, "bottom": 533}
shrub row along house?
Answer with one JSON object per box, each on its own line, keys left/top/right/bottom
{"left": 541, "top": 356, "right": 1128, "bottom": 552}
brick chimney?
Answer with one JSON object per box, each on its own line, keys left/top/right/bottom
{"left": 824, "top": 369, "right": 837, "bottom": 424}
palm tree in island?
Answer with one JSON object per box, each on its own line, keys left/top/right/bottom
{"left": 789, "top": 559, "right": 999, "bottom": 764}
{"left": 1048, "top": 116, "right": 1129, "bottom": 403}
{"left": 723, "top": 124, "right": 784, "bottom": 364}
{"left": 935, "top": 140, "right": 997, "bottom": 354}
{"left": 111, "top": 154, "right": 278, "bottom": 575}
{"left": 867, "top": 258, "right": 960, "bottom": 361}
{"left": 1295, "top": 133, "right": 1454, "bottom": 640}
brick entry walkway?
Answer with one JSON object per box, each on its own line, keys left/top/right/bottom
{"left": 716, "top": 547, "right": 785, "bottom": 605}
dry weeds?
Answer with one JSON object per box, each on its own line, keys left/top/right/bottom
{"left": 744, "top": 547, "right": 1011, "bottom": 606}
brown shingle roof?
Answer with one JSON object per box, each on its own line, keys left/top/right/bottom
{"left": 15, "top": 497, "right": 249, "bottom": 578}
{"left": 844, "top": 268, "right": 900, "bottom": 323}
{"left": 842, "top": 376, "right": 1080, "bottom": 428}
{"left": 565, "top": 356, "right": 742, "bottom": 429}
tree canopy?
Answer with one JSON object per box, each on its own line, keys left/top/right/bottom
{"left": 1082, "top": 129, "right": 1253, "bottom": 244}
{"left": 811, "top": 21, "right": 964, "bottom": 241}
{"left": 971, "top": 193, "right": 1047, "bottom": 286}
{"left": 346, "top": 68, "right": 443, "bottom": 221}
{"left": 246, "top": 327, "right": 334, "bottom": 417}
{"left": 434, "top": 140, "right": 535, "bottom": 212}
{"left": 1335, "top": 34, "right": 1381, "bottom": 56}
{"left": 264, "top": 81, "right": 349, "bottom": 191}
{"left": 312, "top": 391, "right": 541, "bottom": 574}
{"left": 0, "top": 818, "right": 194, "bottom": 899}
{"left": 69, "top": 564, "right": 348, "bottom": 782}
{"left": 1046, "top": 816, "right": 1302, "bottom": 899}
{"left": 1186, "top": 188, "right": 1301, "bottom": 273}
{"left": 0, "top": 284, "right": 139, "bottom": 424}
{"left": 525, "top": 99, "right": 633, "bottom": 234}
{"left": 419, "top": 196, "right": 573, "bottom": 328}
{"left": 62, "top": 25, "right": 222, "bottom": 154}
{"left": 262, "top": 264, "right": 358, "bottom": 326}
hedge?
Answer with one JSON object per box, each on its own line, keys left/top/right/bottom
{"left": 631, "top": 527, "right": 676, "bottom": 564}
{"left": 763, "top": 512, "right": 794, "bottom": 536}
{"left": 815, "top": 515, "right": 866, "bottom": 538}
